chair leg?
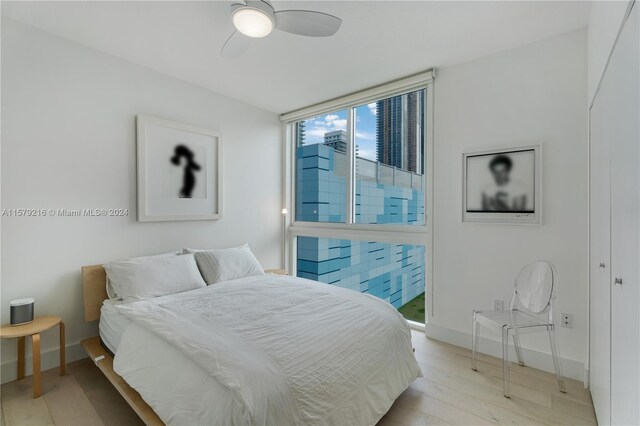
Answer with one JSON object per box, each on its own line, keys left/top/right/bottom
{"left": 513, "top": 329, "right": 525, "bottom": 366}
{"left": 471, "top": 312, "right": 480, "bottom": 371}
{"left": 547, "top": 325, "right": 567, "bottom": 393}
{"left": 502, "top": 327, "right": 510, "bottom": 398}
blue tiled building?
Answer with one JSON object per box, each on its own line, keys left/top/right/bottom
{"left": 297, "top": 237, "right": 425, "bottom": 309}
{"left": 296, "top": 144, "right": 424, "bottom": 224}
{"left": 296, "top": 143, "right": 426, "bottom": 309}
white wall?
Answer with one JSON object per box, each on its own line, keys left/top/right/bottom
{"left": 1, "top": 19, "right": 282, "bottom": 382}
{"left": 430, "top": 29, "right": 588, "bottom": 380}
{"left": 587, "top": 1, "right": 633, "bottom": 104}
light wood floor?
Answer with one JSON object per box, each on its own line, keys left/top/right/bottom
{"left": 1, "top": 330, "right": 596, "bottom": 426}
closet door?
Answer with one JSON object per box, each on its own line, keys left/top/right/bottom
{"left": 609, "top": 5, "right": 640, "bottom": 425}
{"left": 589, "top": 79, "right": 611, "bottom": 424}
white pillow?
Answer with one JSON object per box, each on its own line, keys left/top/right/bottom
{"left": 105, "top": 254, "right": 206, "bottom": 303}
{"left": 105, "top": 251, "right": 182, "bottom": 300}
{"left": 193, "top": 245, "right": 265, "bottom": 284}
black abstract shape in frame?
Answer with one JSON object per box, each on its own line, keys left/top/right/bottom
{"left": 170, "top": 144, "right": 201, "bottom": 198}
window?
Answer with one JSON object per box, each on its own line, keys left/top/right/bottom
{"left": 354, "top": 90, "right": 425, "bottom": 225}
{"left": 295, "top": 110, "right": 348, "bottom": 223}
{"left": 284, "top": 71, "right": 433, "bottom": 324}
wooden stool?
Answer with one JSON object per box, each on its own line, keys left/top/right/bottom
{"left": 0, "top": 316, "right": 65, "bottom": 398}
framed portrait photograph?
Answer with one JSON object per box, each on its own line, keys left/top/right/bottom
{"left": 137, "top": 115, "right": 222, "bottom": 222}
{"left": 462, "top": 145, "right": 541, "bottom": 224}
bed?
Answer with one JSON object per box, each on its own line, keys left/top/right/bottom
{"left": 81, "top": 263, "right": 421, "bottom": 426}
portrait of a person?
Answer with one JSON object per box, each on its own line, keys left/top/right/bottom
{"left": 481, "top": 154, "right": 528, "bottom": 211}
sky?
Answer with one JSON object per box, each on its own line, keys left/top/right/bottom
{"left": 302, "top": 102, "right": 378, "bottom": 161}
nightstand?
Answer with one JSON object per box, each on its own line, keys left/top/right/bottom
{"left": 265, "top": 269, "right": 288, "bottom": 275}
{"left": 0, "top": 316, "right": 65, "bottom": 398}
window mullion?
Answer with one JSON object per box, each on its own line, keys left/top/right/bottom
{"left": 346, "top": 108, "right": 356, "bottom": 225}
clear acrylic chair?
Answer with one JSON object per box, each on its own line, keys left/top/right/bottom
{"left": 471, "top": 260, "right": 566, "bottom": 398}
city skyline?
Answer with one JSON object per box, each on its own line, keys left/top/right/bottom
{"left": 299, "top": 91, "right": 424, "bottom": 173}
{"left": 300, "top": 105, "right": 378, "bottom": 161}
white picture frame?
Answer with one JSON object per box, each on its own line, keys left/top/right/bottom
{"left": 462, "top": 144, "right": 541, "bottom": 225}
{"left": 137, "top": 115, "right": 222, "bottom": 222}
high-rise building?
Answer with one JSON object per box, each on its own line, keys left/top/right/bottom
{"left": 375, "top": 90, "right": 424, "bottom": 174}
{"left": 323, "top": 130, "right": 347, "bottom": 153}
{"left": 297, "top": 121, "right": 306, "bottom": 146}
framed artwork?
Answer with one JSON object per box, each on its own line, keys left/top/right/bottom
{"left": 462, "top": 144, "right": 541, "bottom": 224}
{"left": 136, "top": 115, "right": 222, "bottom": 222}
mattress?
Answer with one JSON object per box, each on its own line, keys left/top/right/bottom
{"left": 99, "top": 300, "right": 130, "bottom": 353}
{"left": 113, "top": 274, "right": 421, "bottom": 425}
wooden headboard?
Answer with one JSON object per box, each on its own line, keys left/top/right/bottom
{"left": 82, "top": 264, "right": 108, "bottom": 322}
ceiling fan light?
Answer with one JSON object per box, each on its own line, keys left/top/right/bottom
{"left": 232, "top": 7, "right": 274, "bottom": 38}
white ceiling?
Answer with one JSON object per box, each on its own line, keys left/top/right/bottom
{"left": 2, "top": 1, "right": 591, "bottom": 114}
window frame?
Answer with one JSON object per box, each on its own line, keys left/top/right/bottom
{"left": 283, "top": 71, "right": 434, "bottom": 234}
{"left": 281, "top": 71, "right": 435, "bottom": 322}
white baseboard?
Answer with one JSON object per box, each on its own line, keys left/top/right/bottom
{"left": 407, "top": 320, "right": 426, "bottom": 332}
{"left": 0, "top": 341, "right": 88, "bottom": 384}
{"left": 424, "top": 323, "right": 588, "bottom": 385}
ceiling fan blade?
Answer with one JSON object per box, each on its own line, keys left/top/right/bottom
{"left": 221, "top": 31, "right": 252, "bottom": 58}
{"left": 275, "top": 10, "right": 342, "bottom": 37}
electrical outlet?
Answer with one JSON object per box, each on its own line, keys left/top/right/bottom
{"left": 561, "top": 313, "right": 572, "bottom": 328}
{"left": 493, "top": 299, "right": 504, "bottom": 311}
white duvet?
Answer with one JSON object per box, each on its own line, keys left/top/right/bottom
{"left": 114, "top": 274, "right": 421, "bottom": 426}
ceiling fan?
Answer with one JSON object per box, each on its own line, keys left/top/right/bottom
{"left": 221, "top": 0, "right": 342, "bottom": 58}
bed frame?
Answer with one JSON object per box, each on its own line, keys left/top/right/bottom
{"left": 80, "top": 264, "right": 165, "bottom": 426}
{"left": 80, "top": 264, "right": 287, "bottom": 426}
